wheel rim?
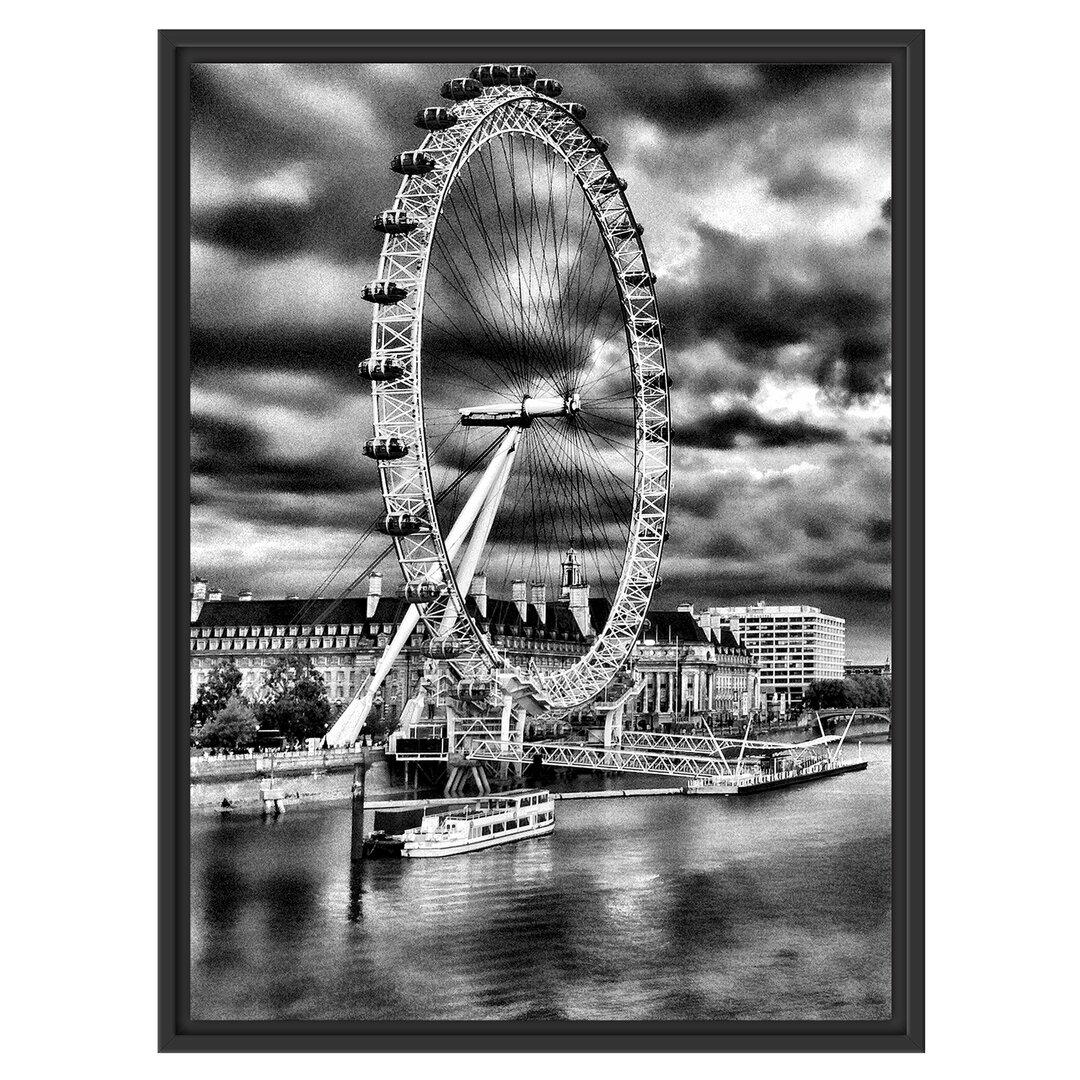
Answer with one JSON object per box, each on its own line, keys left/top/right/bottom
{"left": 368, "top": 81, "right": 670, "bottom": 710}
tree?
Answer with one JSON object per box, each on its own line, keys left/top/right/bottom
{"left": 804, "top": 675, "right": 892, "bottom": 712}
{"left": 364, "top": 709, "right": 401, "bottom": 741}
{"left": 190, "top": 659, "right": 243, "bottom": 729}
{"left": 804, "top": 679, "right": 849, "bottom": 710}
{"left": 197, "top": 694, "right": 259, "bottom": 751}
{"left": 256, "top": 655, "right": 332, "bottom": 744}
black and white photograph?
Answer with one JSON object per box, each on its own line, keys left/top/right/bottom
{"left": 179, "top": 37, "right": 912, "bottom": 1037}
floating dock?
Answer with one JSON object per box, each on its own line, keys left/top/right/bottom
{"left": 685, "top": 759, "right": 868, "bottom": 796}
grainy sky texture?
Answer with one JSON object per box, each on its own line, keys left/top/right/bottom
{"left": 190, "top": 62, "right": 892, "bottom": 660}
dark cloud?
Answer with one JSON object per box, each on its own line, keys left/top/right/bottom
{"left": 676, "top": 404, "right": 847, "bottom": 450}
{"left": 755, "top": 64, "right": 870, "bottom": 95}
{"left": 585, "top": 65, "right": 747, "bottom": 131}
{"left": 191, "top": 327, "right": 365, "bottom": 388}
{"left": 660, "top": 223, "right": 891, "bottom": 403}
{"left": 189, "top": 62, "right": 892, "bottom": 656}
{"left": 574, "top": 63, "right": 874, "bottom": 134}
{"left": 767, "top": 163, "right": 850, "bottom": 203}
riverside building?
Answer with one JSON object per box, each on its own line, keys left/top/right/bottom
{"left": 190, "top": 566, "right": 760, "bottom": 728}
{"left": 630, "top": 607, "right": 760, "bottom": 730}
{"left": 189, "top": 571, "right": 598, "bottom": 717}
{"left": 696, "top": 602, "right": 845, "bottom": 716}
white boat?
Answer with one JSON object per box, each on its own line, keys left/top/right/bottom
{"left": 401, "top": 789, "right": 555, "bottom": 858}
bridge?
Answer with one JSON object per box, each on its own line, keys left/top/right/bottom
{"left": 814, "top": 708, "right": 890, "bottom": 724}
{"left": 467, "top": 731, "right": 847, "bottom": 781}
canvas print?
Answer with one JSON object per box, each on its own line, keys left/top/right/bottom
{"left": 188, "top": 60, "right": 893, "bottom": 1022}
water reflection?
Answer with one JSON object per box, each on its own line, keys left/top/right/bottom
{"left": 192, "top": 740, "right": 891, "bottom": 1020}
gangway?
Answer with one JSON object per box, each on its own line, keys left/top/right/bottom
{"left": 467, "top": 731, "right": 852, "bottom": 781}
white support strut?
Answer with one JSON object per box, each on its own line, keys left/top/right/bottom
{"left": 325, "top": 426, "right": 521, "bottom": 747}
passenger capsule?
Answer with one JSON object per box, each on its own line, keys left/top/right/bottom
{"left": 363, "top": 436, "right": 410, "bottom": 461}
{"left": 591, "top": 134, "right": 610, "bottom": 153}
{"left": 441, "top": 77, "right": 482, "bottom": 101}
{"left": 378, "top": 513, "right": 428, "bottom": 536}
{"left": 470, "top": 64, "right": 509, "bottom": 86}
{"left": 506, "top": 65, "right": 537, "bottom": 86}
{"left": 623, "top": 270, "right": 657, "bottom": 288}
{"left": 423, "top": 638, "right": 461, "bottom": 660}
{"left": 613, "top": 221, "right": 644, "bottom": 241}
{"left": 455, "top": 679, "right": 494, "bottom": 700}
{"left": 414, "top": 107, "right": 457, "bottom": 130}
{"left": 372, "top": 210, "right": 419, "bottom": 234}
{"left": 362, "top": 280, "right": 409, "bottom": 305}
{"left": 534, "top": 78, "right": 563, "bottom": 97}
{"left": 391, "top": 151, "right": 436, "bottom": 176}
{"left": 561, "top": 101, "right": 587, "bottom": 120}
{"left": 404, "top": 582, "right": 447, "bottom": 603}
{"left": 595, "top": 176, "right": 629, "bottom": 197}
{"left": 359, "top": 356, "right": 406, "bottom": 381}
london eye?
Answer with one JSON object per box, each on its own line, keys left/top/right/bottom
{"left": 334, "top": 63, "right": 670, "bottom": 743}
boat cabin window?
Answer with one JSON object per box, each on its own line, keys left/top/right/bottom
{"left": 505, "top": 819, "right": 518, "bottom": 829}
{"left": 480, "top": 825, "right": 491, "bottom": 836}
{"left": 492, "top": 822, "right": 504, "bottom": 833}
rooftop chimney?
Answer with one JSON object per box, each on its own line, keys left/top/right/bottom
{"left": 529, "top": 581, "right": 547, "bottom": 626}
{"left": 512, "top": 579, "right": 528, "bottom": 622}
{"left": 208, "top": 586, "right": 223, "bottom": 602}
{"left": 677, "top": 601, "right": 694, "bottom": 614}
{"left": 238, "top": 590, "right": 253, "bottom": 602}
{"left": 367, "top": 572, "right": 382, "bottom": 619}
{"left": 190, "top": 577, "right": 207, "bottom": 623}
{"left": 469, "top": 572, "right": 488, "bottom": 618}
{"left": 569, "top": 581, "right": 591, "bottom": 638}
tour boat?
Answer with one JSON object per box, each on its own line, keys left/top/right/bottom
{"left": 400, "top": 790, "right": 555, "bottom": 858}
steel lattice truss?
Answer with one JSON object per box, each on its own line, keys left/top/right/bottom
{"left": 467, "top": 739, "right": 734, "bottom": 780}
{"left": 368, "top": 78, "right": 671, "bottom": 711}
{"left": 468, "top": 733, "right": 843, "bottom": 779}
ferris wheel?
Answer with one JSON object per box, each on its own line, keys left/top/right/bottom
{"left": 358, "top": 64, "right": 670, "bottom": 715}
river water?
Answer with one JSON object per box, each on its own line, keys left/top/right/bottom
{"left": 190, "top": 739, "right": 891, "bottom": 1021}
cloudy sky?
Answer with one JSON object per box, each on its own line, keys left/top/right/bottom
{"left": 190, "top": 62, "right": 892, "bottom": 661}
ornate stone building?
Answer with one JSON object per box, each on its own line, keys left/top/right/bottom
{"left": 628, "top": 606, "right": 760, "bottom": 730}
{"left": 190, "top": 570, "right": 758, "bottom": 728}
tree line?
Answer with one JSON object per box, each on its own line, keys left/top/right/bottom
{"left": 191, "top": 657, "right": 403, "bottom": 751}
{"left": 802, "top": 673, "right": 891, "bottom": 711}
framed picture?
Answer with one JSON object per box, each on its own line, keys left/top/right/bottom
{"left": 161, "top": 28, "right": 924, "bottom": 1052}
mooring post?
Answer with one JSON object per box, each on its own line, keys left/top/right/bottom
{"left": 350, "top": 749, "right": 368, "bottom": 862}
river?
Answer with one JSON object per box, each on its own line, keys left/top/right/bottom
{"left": 190, "top": 738, "right": 891, "bottom": 1021}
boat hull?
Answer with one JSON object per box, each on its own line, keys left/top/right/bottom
{"left": 403, "top": 820, "right": 555, "bottom": 858}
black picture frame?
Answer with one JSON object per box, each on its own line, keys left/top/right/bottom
{"left": 160, "top": 28, "right": 924, "bottom": 1052}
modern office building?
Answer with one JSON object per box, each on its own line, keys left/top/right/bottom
{"left": 696, "top": 602, "right": 845, "bottom": 715}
